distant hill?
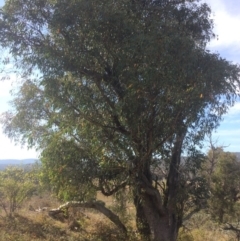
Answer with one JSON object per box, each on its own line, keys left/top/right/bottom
{"left": 0, "top": 153, "right": 239, "bottom": 170}
{"left": 0, "top": 159, "right": 38, "bottom": 170}
{"left": 233, "top": 152, "right": 240, "bottom": 161}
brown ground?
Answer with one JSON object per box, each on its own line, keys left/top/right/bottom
{"left": 0, "top": 192, "right": 236, "bottom": 241}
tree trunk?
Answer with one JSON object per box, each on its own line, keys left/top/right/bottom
{"left": 134, "top": 194, "right": 151, "bottom": 241}
{"left": 133, "top": 133, "right": 185, "bottom": 241}
{"left": 135, "top": 192, "right": 178, "bottom": 241}
{"left": 133, "top": 176, "right": 179, "bottom": 241}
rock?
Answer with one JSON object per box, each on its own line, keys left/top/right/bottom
{"left": 68, "top": 219, "right": 81, "bottom": 231}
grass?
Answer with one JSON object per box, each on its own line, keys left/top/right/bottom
{"left": 0, "top": 192, "right": 237, "bottom": 241}
{"left": 179, "top": 212, "right": 236, "bottom": 241}
{"left": 0, "top": 213, "right": 67, "bottom": 241}
{"left": 0, "top": 192, "right": 140, "bottom": 241}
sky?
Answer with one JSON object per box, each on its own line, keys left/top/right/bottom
{"left": 0, "top": 0, "right": 239, "bottom": 159}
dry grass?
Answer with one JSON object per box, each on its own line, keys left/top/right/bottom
{"left": 179, "top": 212, "right": 236, "bottom": 241}
{"left": 0, "top": 213, "right": 68, "bottom": 241}
{"left": 0, "top": 192, "right": 236, "bottom": 241}
{"left": 178, "top": 227, "right": 234, "bottom": 241}
{"left": 0, "top": 192, "right": 140, "bottom": 241}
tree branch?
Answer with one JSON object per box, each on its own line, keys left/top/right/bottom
{"left": 99, "top": 180, "right": 128, "bottom": 196}
{"left": 48, "top": 200, "right": 127, "bottom": 235}
{"left": 139, "top": 174, "right": 165, "bottom": 215}
{"left": 183, "top": 208, "right": 201, "bottom": 222}
{"left": 223, "top": 223, "right": 240, "bottom": 233}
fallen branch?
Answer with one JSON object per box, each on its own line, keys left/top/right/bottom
{"left": 223, "top": 223, "right": 240, "bottom": 232}
{"left": 48, "top": 200, "right": 127, "bottom": 235}
{"left": 222, "top": 223, "right": 240, "bottom": 241}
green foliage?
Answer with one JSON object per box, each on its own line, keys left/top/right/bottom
{"left": 0, "top": 166, "right": 37, "bottom": 216}
{"left": 180, "top": 149, "right": 240, "bottom": 240}
{"left": 109, "top": 188, "right": 131, "bottom": 224}
{"left": 207, "top": 151, "right": 240, "bottom": 223}
{"left": 40, "top": 135, "right": 97, "bottom": 202}
{"left": 0, "top": 0, "right": 240, "bottom": 239}
{"left": 165, "top": 148, "right": 209, "bottom": 224}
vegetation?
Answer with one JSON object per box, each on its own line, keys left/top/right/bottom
{"left": 0, "top": 0, "right": 240, "bottom": 240}
{"left": 0, "top": 166, "right": 37, "bottom": 216}
{"left": 0, "top": 152, "right": 239, "bottom": 240}
{"left": 207, "top": 151, "right": 240, "bottom": 223}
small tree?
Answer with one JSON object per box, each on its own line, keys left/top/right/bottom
{"left": 208, "top": 151, "right": 240, "bottom": 223}
{"left": 0, "top": 166, "right": 37, "bottom": 216}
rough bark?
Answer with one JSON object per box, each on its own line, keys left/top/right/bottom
{"left": 48, "top": 200, "right": 127, "bottom": 235}
{"left": 134, "top": 194, "right": 151, "bottom": 241}
{"left": 142, "top": 194, "right": 172, "bottom": 241}
{"left": 134, "top": 188, "right": 178, "bottom": 241}
{"left": 133, "top": 133, "right": 185, "bottom": 241}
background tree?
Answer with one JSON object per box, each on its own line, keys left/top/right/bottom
{"left": 0, "top": 166, "right": 37, "bottom": 216}
{"left": 178, "top": 149, "right": 240, "bottom": 240}
{"left": 200, "top": 140, "right": 240, "bottom": 224}
{"left": 201, "top": 136, "right": 227, "bottom": 184}
{"left": 0, "top": 0, "right": 240, "bottom": 240}
{"left": 207, "top": 151, "right": 240, "bottom": 223}
{"left": 175, "top": 149, "right": 209, "bottom": 225}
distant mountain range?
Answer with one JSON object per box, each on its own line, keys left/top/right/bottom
{"left": 0, "top": 153, "right": 239, "bottom": 170}
{"left": 0, "top": 159, "right": 38, "bottom": 170}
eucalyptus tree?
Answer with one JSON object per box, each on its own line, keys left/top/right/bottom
{"left": 0, "top": 0, "right": 240, "bottom": 240}
{"left": 206, "top": 150, "right": 240, "bottom": 223}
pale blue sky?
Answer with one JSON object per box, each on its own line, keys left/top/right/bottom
{"left": 0, "top": 0, "right": 239, "bottom": 159}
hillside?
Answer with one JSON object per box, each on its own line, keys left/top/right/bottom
{"left": 0, "top": 159, "right": 38, "bottom": 170}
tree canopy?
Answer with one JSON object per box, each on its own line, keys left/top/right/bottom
{"left": 0, "top": 0, "right": 239, "bottom": 240}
